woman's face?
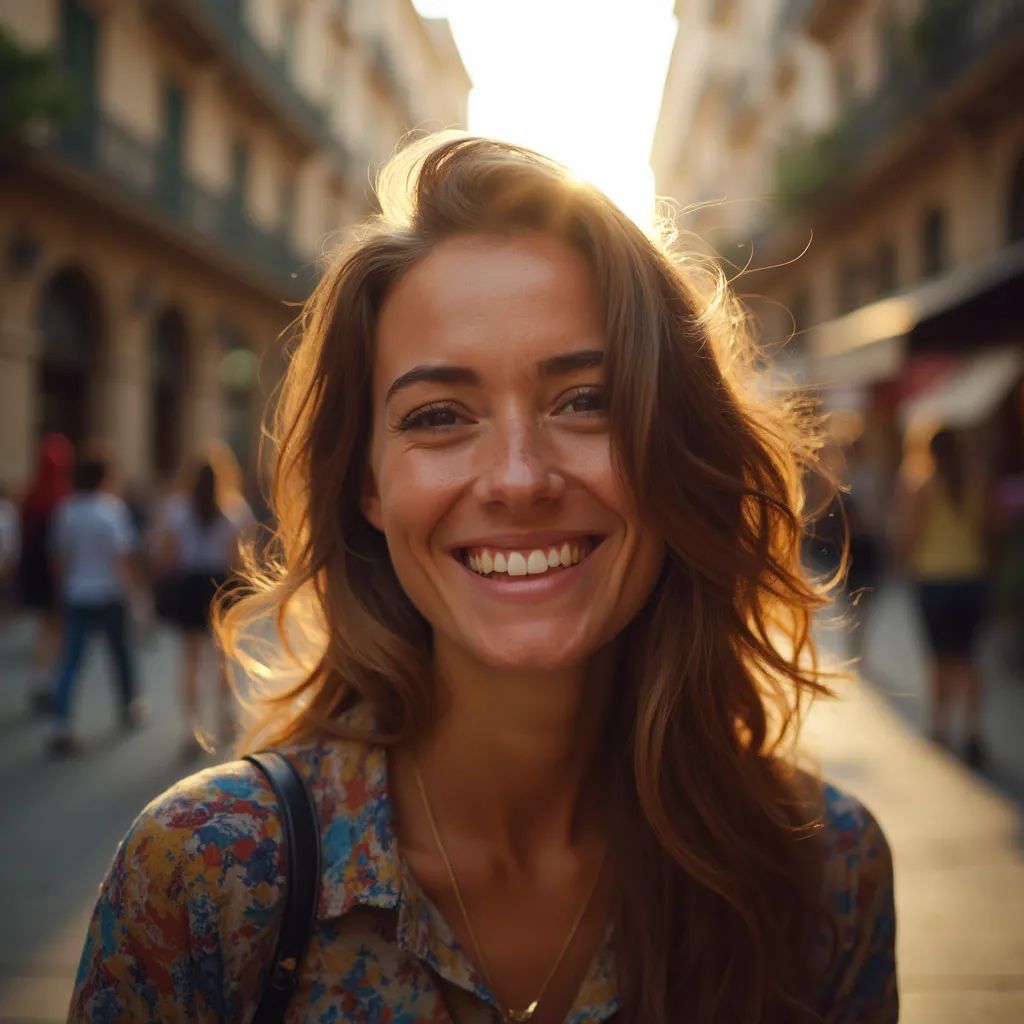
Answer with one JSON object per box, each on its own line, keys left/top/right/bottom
{"left": 363, "top": 233, "right": 665, "bottom": 673}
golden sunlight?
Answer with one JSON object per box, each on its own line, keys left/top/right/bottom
{"left": 412, "top": 0, "right": 676, "bottom": 230}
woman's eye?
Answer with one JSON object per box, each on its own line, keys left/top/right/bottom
{"left": 398, "top": 403, "right": 464, "bottom": 431}
{"left": 556, "top": 387, "right": 606, "bottom": 416}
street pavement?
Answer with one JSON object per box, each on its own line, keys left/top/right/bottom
{"left": 0, "top": 583, "right": 1022, "bottom": 1023}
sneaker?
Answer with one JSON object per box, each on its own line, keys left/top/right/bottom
{"left": 47, "top": 734, "right": 82, "bottom": 759}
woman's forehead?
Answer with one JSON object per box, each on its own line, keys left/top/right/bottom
{"left": 374, "top": 233, "right": 604, "bottom": 376}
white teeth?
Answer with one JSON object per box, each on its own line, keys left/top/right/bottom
{"left": 462, "top": 538, "right": 597, "bottom": 577}
{"left": 527, "top": 550, "right": 548, "bottom": 574}
{"left": 506, "top": 551, "right": 528, "bottom": 576}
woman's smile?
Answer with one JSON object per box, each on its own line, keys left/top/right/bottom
{"left": 449, "top": 533, "right": 606, "bottom": 601}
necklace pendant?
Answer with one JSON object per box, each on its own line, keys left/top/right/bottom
{"left": 505, "top": 1001, "right": 539, "bottom": 1022}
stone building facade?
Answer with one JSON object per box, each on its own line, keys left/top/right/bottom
{"left": 0, "top": 0, "right": 469, "bottom": 489}
{"left": 652, "top": 0, "right": 1024, "bottom": 488}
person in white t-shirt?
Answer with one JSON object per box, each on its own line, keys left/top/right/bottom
{"left": 48, "top": 454, "right": 142, "bottom": 757}
{"left": 156, "top": 449, "right": 254, "bottom": 759}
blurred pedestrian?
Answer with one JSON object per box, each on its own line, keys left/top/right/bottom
{"left": 48, "top": 451, "right": 142, "bottom": 758}
{"left": 903, "top": 428, "right": 990, "bottom": 766}
{"left": 155, "top": 443, "right": 253, "bottom": 759}
{"left": 16, "top": 433, "right": 73, "bottom": 711}
{"left": 0, "top": 483, "right": 19, "bottom": 621}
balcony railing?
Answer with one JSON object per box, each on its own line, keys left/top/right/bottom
{"left": 803, "top": 0, "right": 860, "bottom": 43}
{"left": 50, "top": 107, "right": 311, "bottom": 297}
{"left": 709, "top": 0, "right": 738, "bottom": 27}
{"left": 774, "top": 0, "right": 1024, "bottom": 213}
{"left": 729, "top": 73, "right": 761, "bottom": 141}
{"left": 159, "top": 0, "right": 327, "bottom": 150}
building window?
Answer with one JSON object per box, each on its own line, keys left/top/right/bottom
{"left": 874, "top": 239, "right": 897, "bottom": 297}
{"left": 790, "top": 291, "right": 811, "bottom": 332}
{"left": 836, "top": 61, "right": 855, "bottom": 111}
{"left": 787, "top": 290, "right": 811, "bottom": 353}
{"left": 279, "top": 176, "right": 296, "bottom": 240}
{"left": 60, "top": 0, "right": 99, "bottom": 151}
{"left": 160, "top": 79, "right": 187, "bottom": 210}
{"left": 1008, "top": 150, "right": 1024, "bottom": 243}
{"left": 921, "top": 206, "right": 947, "bottom": 279}
{"left": 229, "top": 140, "right": 250, "bottom": 221}
{"left": 837, "top": 258, "right": 861, "bottom": 315}
{"left": 281, "top": 4, "right": 297, "bottom": 73}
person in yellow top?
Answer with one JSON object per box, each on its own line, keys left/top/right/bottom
{"left": 905, "top": 428, "right": 990, "bottom": 766}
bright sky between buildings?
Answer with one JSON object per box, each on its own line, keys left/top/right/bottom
{"left": 412, "top": 0, "right": 676, "bottom": 231}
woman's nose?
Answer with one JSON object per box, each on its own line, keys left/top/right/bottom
{"left": 472, "top": 419, "right": 565, "bottom": 510}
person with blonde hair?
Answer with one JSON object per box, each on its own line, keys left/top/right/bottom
{"left": 155, "top": 441, "right": 254, "bottom": 758}
{"left": 71, "top": 135, "right": 896, "bottom": 1023}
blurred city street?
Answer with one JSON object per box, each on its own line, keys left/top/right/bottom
{"left": 1, "top": 0, "right": 1023, "bottom": 1020}
{"left": 1, "top": 585, "right": 1023, "bottom": 1023}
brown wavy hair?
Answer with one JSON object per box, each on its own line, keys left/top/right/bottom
{"left": 218, "top": 133, "right": 839, "bottom": 1023}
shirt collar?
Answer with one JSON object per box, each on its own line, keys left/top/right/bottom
{"left": 292, "top": 731, "right": 620, "bottom": 1020}
{"left": 290, "top": 735, "right": 402, "bottom": 920}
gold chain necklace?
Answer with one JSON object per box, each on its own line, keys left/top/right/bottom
{"left": 412, "top": 757, "right": 605, "bottom": 1024}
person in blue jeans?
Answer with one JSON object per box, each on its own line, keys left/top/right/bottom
{"left": 48, "top": 452, "right": 143, "bottom": 758}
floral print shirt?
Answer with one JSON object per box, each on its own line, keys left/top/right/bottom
{"left": 69, "top": 736, "right": 897, "bottom": 1023}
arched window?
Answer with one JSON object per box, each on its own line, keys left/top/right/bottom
{"left": 921, "top": 206, "right": 947, "bottom": 279}
{"left": 36, "top": 266, "right": 102, "bottom": 441}
{"left": 1008, "top": 149, "right": 1024, "bottom": 243}
{"left": 152, "top": 308, "right": 187, "bottom": 478}
{"left": 219, "top": 324, "right": 258, "bottom": 475}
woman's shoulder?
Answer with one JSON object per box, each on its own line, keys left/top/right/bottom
{"left": 816, "top": 781, "right": 896, "bottom": 960}
{"left": 124, "top": 734, "right": 383, "bottom": 870}
{"left": 116, "top": 757, "right": 288, "bottom": 897}
{"left": 817, "top": 781, "right": 893, "bottom": 899}
{"left": 810, "top": 782, "right": 898, "bottom": 1017}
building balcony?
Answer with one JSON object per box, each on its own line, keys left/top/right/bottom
{"left": 709, "top": 0, "right": 738, "bottom": 28}
{"left": 146, "top": 0, "right": 327, "bottom": 154}
{"left": 802, "top": 0, "right": 862, "bottom": 44}
{"left": 775, "top": 0, "right": 811, "bottom": 40}
{"left": 45, "top": 106, "right": 311, "bottom": 299}
{"left": 729, "top": 74, "right": 761, "bottom": 143}
{"left": 773, "top": 0, "right": 1024, "bottom": 214}
{"left": 694, "top": 64, "right": 733, "bottom": 114}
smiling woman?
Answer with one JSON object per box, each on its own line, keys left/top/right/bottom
{"left": 69, "top": 134, "right": 897, "bottom": 1024}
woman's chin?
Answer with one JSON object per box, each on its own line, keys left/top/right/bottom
{"left": 469, "top": 630, "right": 592, "bottom": 674}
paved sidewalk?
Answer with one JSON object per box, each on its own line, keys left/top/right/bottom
{"left": 806, "top": 674, "right": 1024, "bottom": 1022}
{"left": 825, "top": 579, "right": 1024, "bottom": 803}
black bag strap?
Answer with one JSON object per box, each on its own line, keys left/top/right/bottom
{"left": 244, "top": 751, "right": 322, "bottom": 1024}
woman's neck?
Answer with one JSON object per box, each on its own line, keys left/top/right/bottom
{"left": 400, "top": 638, "right": 618, "bottom": 864}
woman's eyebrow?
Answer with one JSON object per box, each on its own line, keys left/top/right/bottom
{"left": 385, "top": 348, "right": 604, "bottom": 406}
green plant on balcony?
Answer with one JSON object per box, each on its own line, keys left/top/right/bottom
{"left": 0, "top": 28, "right": 73, "bottom": 143}
{"left": 908, "top": 0, "right": 960, "bottom": 66}
{"left": 774, "top": 127, "right": 844, "bottom": 215}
